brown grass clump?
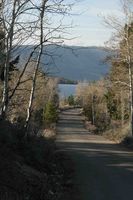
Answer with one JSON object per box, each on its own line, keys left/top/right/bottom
{"left": 103, "top": 124, "right": 130, "bottom": 143}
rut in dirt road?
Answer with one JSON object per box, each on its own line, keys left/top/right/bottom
{"left": 56, "top": 108, "right": 133, "bottom": 200}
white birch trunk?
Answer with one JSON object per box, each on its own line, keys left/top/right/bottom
{"left": 128, "top": 60, "right": 133, "bottom": 135}
{"left": 0, "top": 0, "right": 17, "bottom": 119}
{"left": 92, "top": 95, "right": 95, "bottom": 125}
{"left": 25, "top": 0, "right": 47, "bottom": 129}
{"left": 120, "top": 89, "right": 124, "bottom": 127}
{"left": 125, "top": 25, "right": 133, "bottom": 136}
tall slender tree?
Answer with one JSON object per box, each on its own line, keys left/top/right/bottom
{"left": 25, "top": 0, "right": 47, "bottom": 128}
{"left": 104, "top": 0, "right": 133, "bottom": 135}
{"left": 0, "top": 0, "right": 75, "bottom": 122}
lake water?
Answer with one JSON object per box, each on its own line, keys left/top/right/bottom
{"left": 58, "top": 84, "right": 77, "bottom": 99}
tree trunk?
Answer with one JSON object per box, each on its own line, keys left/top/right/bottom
{"left": 0, "top": 0, "right": 17, "bottom": 119}
{"left": 120, "top": 89, "right": 124, "bottom": 127}
{"left": 92, "top": 95, "right": 95, "bottom": 125}
{"left": 25, "top": 0, "right": 47, "bottom": 129}
{"left": 126, "top": 24, "right": 133, "bottom": 136}
{"left": 128, "top": 63, "right": 133, "bottom": 135}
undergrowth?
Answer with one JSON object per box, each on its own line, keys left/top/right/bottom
{"left": 103, "top": 124, "right": 130, "bottom": 143}
{"left": 0, "top": 120, "right": 70, "bottom": 200}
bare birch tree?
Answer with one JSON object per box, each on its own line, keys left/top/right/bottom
{"left": 0, "top": 0, "right": 39, "bottom": 119}
{"left": 0, "top": 0, "right": 76, "bottom": 126}
{"left": 104, "top": 0, "right": 133, "bottom": 135}
{"left": 24, "top": 0, "right": 75, "bottom": 128}
{"left": 25, "top": 0, "right": 47, "bottom": 128}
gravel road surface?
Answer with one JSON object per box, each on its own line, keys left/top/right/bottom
{"left": 56, "top": 109, "right": 133, "bottom": 200}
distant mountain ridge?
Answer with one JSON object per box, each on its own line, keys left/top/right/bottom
{"left": 17, "top": 45, "right": 111, "bottom": 81}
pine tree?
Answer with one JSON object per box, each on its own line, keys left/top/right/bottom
{"left": 44, "top": 101, "right": 58, "bottom": 126}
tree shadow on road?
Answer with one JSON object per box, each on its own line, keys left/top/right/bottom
{"left": 56, "top": 138, "right": 133, "bottom": 200}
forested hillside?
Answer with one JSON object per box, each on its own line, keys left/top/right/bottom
{"left": 17, "top": 45, "right": 110, "bottom": 81}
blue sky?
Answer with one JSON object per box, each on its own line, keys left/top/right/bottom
{"left": 64, "top": 0, "right": 123, "bottom": 46}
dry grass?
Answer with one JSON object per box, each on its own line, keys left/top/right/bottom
{"left": 84, "top": 120, "right": 97, "bottom": 133}
{"left": 103, "top": 124, "right": 130, "bottom": 143}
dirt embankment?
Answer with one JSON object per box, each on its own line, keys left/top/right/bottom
{"left": 0, "top": 120, "right": 71, "bottom": 200}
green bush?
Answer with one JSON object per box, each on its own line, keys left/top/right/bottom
{"left": 67, "top": 95, "right": 75, "bottom": 106}
{"left": 43, "top": 101, "right": 58, "bottom": 126}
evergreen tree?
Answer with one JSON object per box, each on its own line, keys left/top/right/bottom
{"left": 67, "top": 95, "right": 75, "bottom": 106}
{"left": 44, "top": 101, "right": 58, "bottom": 126}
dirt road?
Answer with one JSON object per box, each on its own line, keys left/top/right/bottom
{"left": 56, "top": 109, "right": 133, "bottom": 200}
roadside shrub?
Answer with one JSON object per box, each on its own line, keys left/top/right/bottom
{"left": 43, "top": 101, "right": 58, "bottom": 127}
{"left": 34, "top": 109, "right": 43, "bottom": 126}
{"left": 67, "top": 95, "right": 75, "bottom": 106}
{"left": 0, "top": 120, "right": 67, "bottom": 200}
{"left": 0, "top": 120, "right": 55, "bottom": 171}
{"left": 17, "top": 135, "right": 55, "bottom": 172}
{"left": 95, "top": 113, "right": 110, "bottom": 133}
{"left": 103, "top": 124, "right": 130, "bottom": 142}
